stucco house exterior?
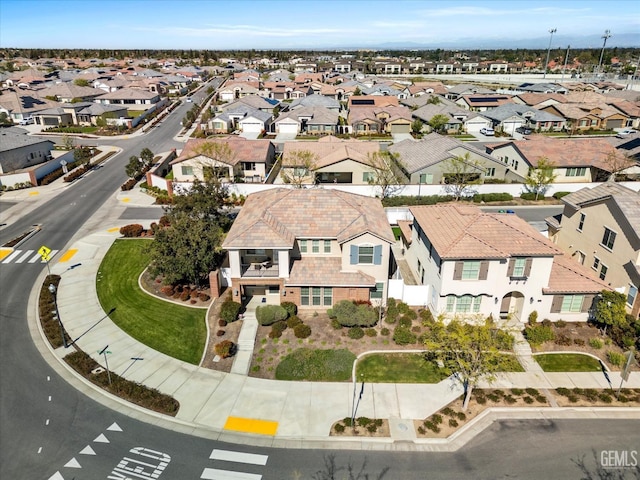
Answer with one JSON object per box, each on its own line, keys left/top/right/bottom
{"left": 402, "top": 204, "right": 609, "bottom": 323}
{"left": 222, "top": 188, "right": 395, "bottom": 307}
{"left": 0, "top": 129, "right": 54, "bottom": 174}
{"left": 546, "top": 183, "right": 640, "bottom": 318}
{"left": 170, "top": 137, "right": 275, "bottom": 183}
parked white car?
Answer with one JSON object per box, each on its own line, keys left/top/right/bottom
{"left": 19, "top": 117, "right": 34, "bottom": 125}
{"left": 616, "top": 129, "right": 636, "bottom": 138}
{"left": 480, "top": 127, "right": 495, "bottom": 136}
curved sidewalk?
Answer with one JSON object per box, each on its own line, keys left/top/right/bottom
{"left": 38, "top": 226, "right": 640, "bottom": 451}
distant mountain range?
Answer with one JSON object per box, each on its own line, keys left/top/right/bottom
{"left": 315, "top": 33, "right": 640, "bottom": 51}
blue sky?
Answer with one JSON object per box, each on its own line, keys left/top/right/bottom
{"left": 1, "top": 0, "right": 638, "bottom": 50}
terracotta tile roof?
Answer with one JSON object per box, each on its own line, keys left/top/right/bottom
{"left": 544, "top": 253, "right": 610, "bottom": 294}
{"left": 171, "top": 137, "right": 272, "bottom": 166}
{"left": 516, "top": 93, "right": 569, "bottom": 106}
{"left": 281, "top": 138, "right": 379, "bottom": 169}
{"left": 409, "top": 204, "right": 562, "bottom": 259}
{"left": 286, "top": 257, "right": 375, "bottom": 287}
{"left": 397, "top": 220, "right": 413, "bottom": 244}
{"left": 348, "top": 95, "right": 398, "bottom": 108}
{"left": 508, "top": 137, "right": 618, "bottom": 170}
{"left": 223, "top": 188, "right": 395, "bottom": 249}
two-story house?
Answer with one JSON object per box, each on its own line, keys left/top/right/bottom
{"left": 402, "top": 204, "right": 608, "bottom": 323}
{"left": 222, "top": 189, "right": 395, "bottom": 308}
{"left": 547, "top": 183, "right": 640, "bottom": 318}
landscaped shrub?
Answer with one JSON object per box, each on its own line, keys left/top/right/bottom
{"left": 520, "top": 192, "right": 540, "bottom": 201}
{"left": 419, "top": 308, "right": 434, "bottom": 324}
{"left": 331, "top": 300, "right": 377, "bottom": 327}
{"left": 589, "top": 338, "right": 603, "bottom": 349}
{"left": 280, "top": 301, "right": 298, "bottom": 317}
{"left": 218, "top": 319, "right": 227, "bottom": 327}
{"left": 272, "top": 320, "right": 288, "bottom": 333}
{"left": 553, "top": 191, "right": 571, "bottom": 199}
{"left": 216, "top": 329, "right": 225, "bottom": 336}
{"left": 334, "top": 423, "right": 345, "bottom": 433}
{"left": 472, "top": 192, "right": 513, "bottom": 203}
{"left": 398, "top": 315, "right": 413, "bottom": 328}
{"left": 607, "top": 351, "right": 625, "bottom": 366}
{"left": 541, "top": 319, "right": 552, "bottom": 327}
{"left": 556, "top": 319, "right": 567, "bottom": 328}
{"left": 286, "top": 315, "right": 302, "bottom": 328}
{"left": 555, "top": 334, "right": 572, "bottom": 346}
{"left": 380, "top": 327, "right": 390, "bottom": 336}
{"left": 220, "top": 300, "right": 242, "bottom": 323}
{"left": 268, "top": 328, "right": 282, "bottom": 339}
{"left": 528, "top": 310, "right": 538, "bottom": 325}
{"left": 348, "top": 327, "right": 365, "bottom": 339}
{"left": 199, "top": 293, "right": 210, "bottom": 302}
{"left": 293, "top": 323, "right": 312, "bottom": 339}
{"left": 393, "top": 326, "right": 417, "bottom": 345}
{"left": 160, "top": 285, "right": 174, "bottom": 296}
{"left": 256, "top": 304, "right": 288, "bottom": 326}
{"left": 214, "top": 340, "right": 236, "bottom": 358}
{"left": 573, "top": 338, "right": 585, "bottom": 346}
{"left": 331, "top": 319, "right": 342, "bottom": 330}
{"left": 120, "top": 224, "right": 144, "bottom": 237}
{"left": 449, "top": 418, "right": 459, "bottom": 428}
{"left": 523, "top": 325, "right": 555, "bottom": 346}
{"left": 365, "top": 328, "right": 377, "bottom": 337}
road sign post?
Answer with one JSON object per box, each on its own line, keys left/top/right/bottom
{"left": 616, "top": 349, "right": 635, "bottom": 399}
{"left": 98, "top": 345, "right": 113, "bottom": 385}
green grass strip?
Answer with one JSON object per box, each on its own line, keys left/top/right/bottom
{"left": 357, "top": 353, "right": 448, "bottom": 383}
{"left": 276, "top": 348, "right": 355, "bottom": 381}
{"left": 96, "top": 239, "right": 206, "bottom": 364}
{"left": 534, "top": 353, "right": 601, "bottom": 372}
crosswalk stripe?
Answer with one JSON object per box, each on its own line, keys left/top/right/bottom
{"left": 15, "top": 250, "right": 34, "bottom": 263}
{"left": 209, "top": 450, "right": 268, "bottom": 466}
{"left": 29, "top": 251, "right": 42, "bottom": 263}
{"left": 201, "top": 468, "right": 261, "bottom": 480}
{"left": 3, "top": 250, "right": 22, "bottom": 263}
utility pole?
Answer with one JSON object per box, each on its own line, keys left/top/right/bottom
{"left": 560, "top": 45, "right": 571, "bottom": 84}
{"left": 543, "top": 28, "right": 557, "bottom": 80}
{"left": 597, "top": 30, "right": 612, "bottom": 76}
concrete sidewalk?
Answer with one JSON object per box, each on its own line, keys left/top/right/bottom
{"left": 37, "top": 227, "right": 640, "bottom": 451}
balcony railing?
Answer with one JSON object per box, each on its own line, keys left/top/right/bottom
{"left": 241, "top": 262, "right": 280, "bottom": 278}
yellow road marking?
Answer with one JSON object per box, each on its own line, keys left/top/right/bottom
{"left": 121, "top": 197, "right": 130, "bottom": 203}
{"left": 58, "top": 249, "right": 78, "bottom": 263}
{"left": 223, "top": 417, "right": 278, "bottom": 436}
{"left": 29, "top": 191, "right": 39, "bottom": 196}
{"left": 107, "top": 227, "right": 120, "bottom": 233}
{"left": 0, "top": 248, "right": 13, "bottom": 261}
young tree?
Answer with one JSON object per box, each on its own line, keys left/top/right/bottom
{"left": 280, "top": 149, "right": 318, "bottom": 187}
{"left": 427, "top": 95, "right": 442, "bottom": 105}
{"left": 525, "top": 157, "right": 557, "bottom": 200}
{"left": 62, "top": 134, "right": 75, "bottom": 150}
{"left": 428, "top": 113, "right": 449, "bottom": 133}
{"left": 424, "top": 317, "right": 514, "bottom": 409}
{"left": 139, "top": 147, "right": 154, "bottom": 167}
{"left": 0, "top": 111, "right": 12, "bottom": 126}
{"left": 73, "top": 146, "right": 93, "bottom": 166}
{"left": 365, "top": 150, "right": 408, "bottom": 199}
{"left": 125, "top": 155, "right": 142, "bottom": 179}
{"left": 73, "top": 78, "right": 90, "bottom": 87}
{"left": 593, "top": 290, "right": 627, "bottom": 336}
{"left": 411, "top": 118, "right": 424, "bottom": 135}
{"left": 598, "top": 151, "right": 636, "bottom": 181}
{"left": 440, "top": 152, "right": 485, "bottom": 201}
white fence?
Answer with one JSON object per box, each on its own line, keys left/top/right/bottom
{"left": 172, "top": 180, "right": 640, "bottom": 200}
{"left": 388, "top": 280, "right": 430, "bottom": 306}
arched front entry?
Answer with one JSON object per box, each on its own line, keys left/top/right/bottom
{"left": 500, "top": 291, "right": 525, "bottom": 322}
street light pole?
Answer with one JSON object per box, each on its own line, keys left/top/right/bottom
{"left": 48, "top": 283, "right": 68, "bottom": 348}
{"left": 560, "top": 45, "right": 571, "bottom": 84}
{"left": 543, "top": 28, "right": 557, "bottom": 80}
{"left": 597, "top": 30, "right": 612, "bottom": 76}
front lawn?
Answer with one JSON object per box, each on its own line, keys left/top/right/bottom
{"left": 356, "top": 353, "right": 448, "bottom": 383}
{"left": 96, "top": 239, "right": 206, "bottom": 364}
{"left": 275, "top": 348, "right": 355, "bottom": 381}
{"left": 534, "top": 353, "right": 601, "bottom": 372}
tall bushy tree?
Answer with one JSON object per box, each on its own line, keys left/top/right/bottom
{"left": 593, "top": 290, "right": 627, "bottom": 335}
{"left": 148, "top": 178, "right": 232, "bottom": 287}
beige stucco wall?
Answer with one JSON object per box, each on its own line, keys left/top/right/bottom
{"left": 315, "top": 159, "right": 376, "bottom": 184}
{"left": 171, "top": 154, "right": 237, "bottom": 182}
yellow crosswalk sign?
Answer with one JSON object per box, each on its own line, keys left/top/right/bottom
{"left": 38, "top": 245, "right": 52, "bottom": 262}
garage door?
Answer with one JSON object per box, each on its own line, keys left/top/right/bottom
{"left": 503, "top": 122, "right": 520, "bottom": 134}
{"left": 241, "top": 122, "right": 262, "bottom": 133}
{"left": 607, "top": 119, "right": 623, "bottom": 129}
{"left": 390, "top": 123, "right": 410, "bottom": 134}
{"left": 278, "top": 123, "right": 298, "bottom": 134}
{"left": 466, "top": 122, "right": 484, "bottom": 133}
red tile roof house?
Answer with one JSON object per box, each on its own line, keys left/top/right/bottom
{"left": 221, "top": 188, "right": 395, "bottom": 308}
{"left": 487, "top": 137, "right": 625, "bottom": 183}
{"left": 401, "top": 204, "right": 609, "bottom": 323}
{"left": 170, "top": 137, "right": 275, "bottom": 183}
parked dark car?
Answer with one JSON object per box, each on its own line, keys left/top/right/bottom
{"left": 516, "top": 126, "right": 532, "bottom": 135}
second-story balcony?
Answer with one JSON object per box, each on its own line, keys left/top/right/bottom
{"left": 241, "top": 262, "right": 280, "bottom": 278}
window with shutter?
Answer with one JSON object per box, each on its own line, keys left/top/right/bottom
{"left": 453, "top": 261, "right": 463, "bottom": 280}
{"left": 550, "top": 295, "right": 563, "bottom": 313}
{"left": 479, "top": 261, "right": 489, "bottom": 280}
